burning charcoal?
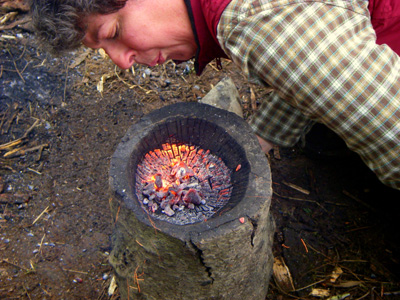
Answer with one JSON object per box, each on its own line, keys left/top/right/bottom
{"left": 172, "top": 161, "right": 194, "bottom": 179}
{"left": 154, "top": 174, "right": 163, "bottom": 189}
{"left": 163, "top": 204, "right": 175, "bottom": 217}
{"left": 178, "top": 183, "right": 188, "bottom": 190}
{"left": 143, "top": 182, "right": 155, "bottom": 196}
{"left": 155, "top": 191, "right": 167, "bottom": 202}
{"left": 183, "top": 188, "right": 202, "bottom": 206}
{"left": 187, "top": 182, "right": 200, "bottom": 189}
{"left": 160, "top": 199, "right": 169, "bottom": 209}
{"left": 135, "top": 142, "right": 233, "bottom": 225}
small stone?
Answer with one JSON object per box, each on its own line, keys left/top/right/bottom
{"left": 199, "top": 77, "right": 243, "bottom": 118}
{"left": 73, "top": 278, "right": 83, "bottom": 283}
{"left": 144, "top": 68, "right": 152, "bottom": 76}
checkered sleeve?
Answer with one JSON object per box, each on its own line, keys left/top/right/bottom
{"left": 248, "top": 91, "right": 314, "bottom": 147}
{"left": 217, "top": 0, "right": 400, "bottom": 189}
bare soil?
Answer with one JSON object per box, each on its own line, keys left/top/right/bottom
{"left": 1, "top": 11, "right": 400, "bottom": 300}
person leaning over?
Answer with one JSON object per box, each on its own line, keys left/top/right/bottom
{"left": 30, "top": 0, "right": 400, "bottom": 189}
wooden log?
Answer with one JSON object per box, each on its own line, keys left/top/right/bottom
{"left": 109, "top": 103, "right": 274, "bottom": 299}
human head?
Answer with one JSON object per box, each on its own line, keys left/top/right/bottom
{"left": 30, "top": 0, "right": 128, "bottom": 55}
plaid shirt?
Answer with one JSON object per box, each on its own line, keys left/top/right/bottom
{"left": 216, "top": 0, "right": 400, "bottom": 189}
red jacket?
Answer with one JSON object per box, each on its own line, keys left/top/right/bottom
{"left": 184, "top": 0, "right": 230, "bottom": 74}
{"left": 368, "top": 0, "right": 400, "bottom": 54}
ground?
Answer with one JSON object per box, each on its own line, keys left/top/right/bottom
{"left": 1, "top": 9, "right": 400, "bottom": 300}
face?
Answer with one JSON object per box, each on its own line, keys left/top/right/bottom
{"left": 83, "top": 0, "right": 197, "bottom": 69}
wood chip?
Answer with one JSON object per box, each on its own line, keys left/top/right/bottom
{"left": 273, "top": 256, "right": 295, "bottom": 292}
{"left": 310, "top": 288, "right": 330, "bottom": 297}
{"left": 329, "top": 266, "right": 343, "bottom": 283}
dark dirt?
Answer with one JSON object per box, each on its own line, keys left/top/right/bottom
{"left": 1, "top": 11, "right": 400, "bottom": 300}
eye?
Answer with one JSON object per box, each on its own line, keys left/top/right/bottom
{"left": 108, "top": 24, "right": 120, "bottom": 40}
{"left": 112, "top": 25, "right": 120, "bottom": 40}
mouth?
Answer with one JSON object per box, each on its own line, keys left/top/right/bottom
{"left": 149, "top": 52, "right": 165, "bottom": 67}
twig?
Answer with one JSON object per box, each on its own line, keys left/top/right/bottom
{"left": 273, "top": 192, "right": 327, "bottom": 212}
{"left": 17, "top": 143, "right": 48, "bottom": 155}
{"left": 23, "top": 285, "right": 32, "bottom": 300}
{"left": 3, "top": 109, "right": 18, "bottom": 134}
{"left": 6, "top": 48, "right": 24, "bottom": 83}
{"left": 3, "top": 143, "right": 48, "bottom": 158}
{"left": 1, "top": 258, "right": 25, "bottom": 269}
{"left": 0, "top": 105, "right": 9, "bottom": 132}
{"left": 38, "top": 234, "right": 46, "bottom": 253}
{"left": 0, "top": 139, "right": 22, "bottom": 151}
{"left": 62, "top": 268, "right": 89, "bottom": 275}
{"left": 0, "top": 119, "right": 41, "bottom": 151}
{"left": 273, "top": 192, "right": 315, "bottom": 204}
{"left": 354, "top": 290, "right": 370, "bottom": 300}
{"left": 21, "top": 60, "right": 31, "bottom": 73}
{"left": 209, "top": 63, "right": 220, "bottom": 72}
{"left": 27, "top": 168, "right": 42, "bottom": 175}
{"left": 32, "top": 206, "right": 49, "bottom": 225}
{"left": 342, "top": 190, "right": 376, "bottom": 212}
{"left": 294, "top": 278, "right": 326, "bottom": 292}
{"left": 282, "top": 181, "right": 310, "bottom": 195}
{"left": 300, "top": 238, "right": 309, "bottom": 253}
{"left": 22, "top": 119, "right": 40, "bottom": 139}
{"left": 345, "top": 226, "right": 372, "bottom": 233}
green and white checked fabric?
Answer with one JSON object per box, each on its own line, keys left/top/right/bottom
{"left": 217, "top": 0, "right": 400, "bottom": 189}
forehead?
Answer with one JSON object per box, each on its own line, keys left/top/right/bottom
{"left": 82, "top": 13, "right": 115, "bottom": 48}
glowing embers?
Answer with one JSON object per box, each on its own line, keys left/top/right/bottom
{"left": 135, "top": 143, "right": 232, "bottom": 225}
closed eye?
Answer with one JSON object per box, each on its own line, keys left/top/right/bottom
{"left": 108, "top": 24, "right": 120, "bottom": 40}
{"left": 112, "top": 24, "right": 120, "bottom": 40}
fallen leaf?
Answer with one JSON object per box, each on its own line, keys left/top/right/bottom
{"left": 310, "top": 288, "right": 330, "bottom": 297}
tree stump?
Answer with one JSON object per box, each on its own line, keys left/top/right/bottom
{"left": 109, "top": 103, "right": 274, "bottom": 300}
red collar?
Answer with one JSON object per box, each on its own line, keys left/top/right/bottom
{"left": 184, "top": 0, "right": 231, "bottom": 75}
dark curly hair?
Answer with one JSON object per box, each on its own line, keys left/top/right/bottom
{"left": 30, "top": 0, "right": 128, "bottom": 54}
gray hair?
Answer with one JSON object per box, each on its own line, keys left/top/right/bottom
{"left": 30, "top": 0, "right": 128, "bottom": 55}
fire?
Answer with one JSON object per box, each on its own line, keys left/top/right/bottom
{"left": 135, "top": 142, "right": 233, "bottom": 223}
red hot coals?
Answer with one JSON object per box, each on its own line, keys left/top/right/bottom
{"left": 135, "top": 143, "right": 232, "bottom": 225}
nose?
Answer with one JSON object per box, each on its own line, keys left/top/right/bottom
{"left": 103, "top": 43, "right": 135, "bottom": 69}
